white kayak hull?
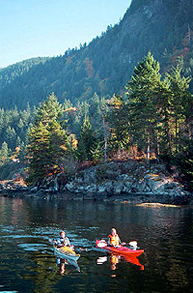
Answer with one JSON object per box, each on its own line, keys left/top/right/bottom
{"left": 54, "top": 246, "right": 80, "bottom": 261}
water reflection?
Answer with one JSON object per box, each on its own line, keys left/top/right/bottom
{"left": 121, "top": 255, "right": 144, "bottom": 270}
{"left": 56, "top": 258, "right": 80, "bottom": 275}
{"left": 97, "top": 253, "right": 144, "bottom": 272}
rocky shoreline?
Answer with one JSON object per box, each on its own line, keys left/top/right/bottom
{"left": 0, "top": 161, "right": 193, "bottom": 205}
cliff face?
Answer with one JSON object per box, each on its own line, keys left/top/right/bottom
{"left": 112, "top": 0, "right": 192, "bottom": 69}
{"left": 0, "top": 0, "right": 193, "bottom": 108}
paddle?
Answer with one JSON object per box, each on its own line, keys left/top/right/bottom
{"left": 48, "top": 238, "right": 55, "bottom": 245}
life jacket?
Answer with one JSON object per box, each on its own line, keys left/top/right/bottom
{"left": 108, "top": 234, "right": 120, "bottom": 246}
{"left": 58, "top": 237, "right": 69, "bottom": 246}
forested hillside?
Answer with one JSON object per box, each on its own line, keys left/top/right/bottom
{"left": 0, "top": 57, "right": 50, "bottom": 88}
{"left": 1, "top": 52, "right": 193, "bottom": 189}
{"left": 0, "top": 0, "right": 193, "bottom": 109}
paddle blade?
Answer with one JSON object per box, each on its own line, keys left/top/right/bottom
{"left": 96, "top": 239, "right": 107, "bottom": 248}
{"left": 129, "top": 241, "right": 138, "bottom": 250}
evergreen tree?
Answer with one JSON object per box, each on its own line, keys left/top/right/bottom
{"left": 154, "top": 77, "right": 173, "bottom": 157}
{"left": 35, "top": 92, "right": 63, "bottom": 126}
{"left": 5, "top": 126, "right": 17, "bottom": 149}
{"left": 0, "top": 141, "right": 9, "bottom": 165}
{"left": 77, "top": 116, "right": 97, "bottom": 162}
{"left": 125, "top": 52, "right": 193, "bottom": 165}
{"left": 175, "top": 139, "right": 193, "bottom": 190}
{"left": 166, "top": 65, "right": 193, "bottom": 149}
{"left": 48, "top": 120, "right": 68, "bottom": 170}
{"left": 27, "top": 94, "right": 68, "bottom": 185}
{"left": 27, "top": 122, "right": 50, "bottom": 184}
{"left": 107, "top": 95, "right": 130, "bottom": 151}
{"left": 126, "top": 52, "right": 161, "bottom": 160}
{"left": 17, "top": 141, "right": 26, "bottom": 163}
{"left": 155, "top": 64, "right": 192, "bottom": 157}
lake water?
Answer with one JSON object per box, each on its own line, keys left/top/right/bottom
{"left": 0, "top": 196, "right": 193, "bottom": 293}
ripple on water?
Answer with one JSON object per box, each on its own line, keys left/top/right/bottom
{"left": 0, "top": 291, "right": 18, "bottom": 293}
{"left": 17, "top": 243, "right": 48, "bottom": 252}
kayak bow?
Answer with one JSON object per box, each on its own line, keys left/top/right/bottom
{"left": 96, "top": 239, "right": 144, "bottom": 257}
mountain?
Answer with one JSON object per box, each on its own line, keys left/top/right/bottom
{"left": 0, "top": 0, "right": 193, "bottom": 109}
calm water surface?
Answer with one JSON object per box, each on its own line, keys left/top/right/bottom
{"left": 0, "top": 196, "right": 193, "bottom": 293}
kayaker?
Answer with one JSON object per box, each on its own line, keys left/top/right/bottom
{"left": 57, "top": 231, "right": 71, "bottom": 248}
{"left": 108, "top": 228, "right": 125, "bottom": 247}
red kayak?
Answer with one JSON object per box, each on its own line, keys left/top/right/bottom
{"left": 96, "top": 239, "right": 144, "bottom": 257}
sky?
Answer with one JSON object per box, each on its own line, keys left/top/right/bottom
{"left": 0, "top": 0, "right": 132, "bottom": 68}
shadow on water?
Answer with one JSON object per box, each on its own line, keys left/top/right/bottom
{"left": 0, "top": 196, "right": 193, "bottom": 292}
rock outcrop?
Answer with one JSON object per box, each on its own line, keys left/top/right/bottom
{"left": 34, "top": 161, "right": 191, "bottom": 204}
{"left": 1, "top": 161, "right": 192, "bottom": 205}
